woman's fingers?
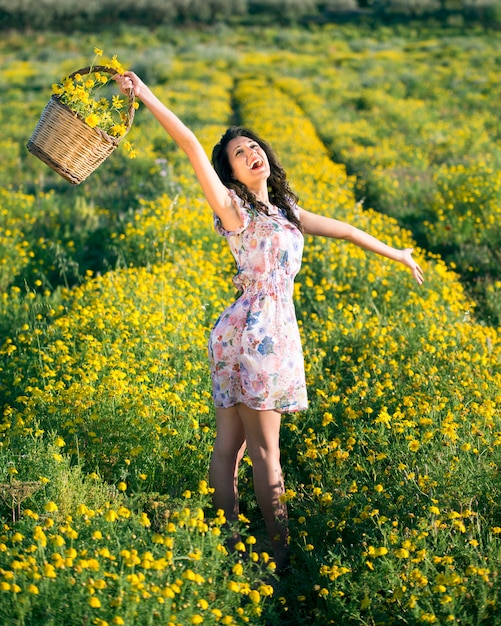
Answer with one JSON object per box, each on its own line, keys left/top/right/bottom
{"left": 113, "top": 71, "right": 140, "bottom": 96}
{"left": 403, "top": 248, "right": 424, "bottom": 285}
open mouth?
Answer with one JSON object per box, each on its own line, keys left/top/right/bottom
{"left": 250, "top": 158, "right": 263, "bottom": 170}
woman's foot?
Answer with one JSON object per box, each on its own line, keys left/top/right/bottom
{"left": 273, "top": 545, "right": 291, "bottom": 575}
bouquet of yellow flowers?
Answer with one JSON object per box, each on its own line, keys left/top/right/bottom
{"left": 27, "top": 48, "right": 138, "bottom": 185}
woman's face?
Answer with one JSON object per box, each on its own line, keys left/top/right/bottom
{"left": 226, "top": 136, "right": 270, "bottom": 192}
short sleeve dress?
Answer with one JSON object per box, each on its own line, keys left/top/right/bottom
{"left": 208, "top": 191, "right": 308, "bottom": 413}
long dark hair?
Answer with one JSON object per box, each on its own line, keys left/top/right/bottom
{"left": 211, "top": 126, "right": 302, "bottom": 231}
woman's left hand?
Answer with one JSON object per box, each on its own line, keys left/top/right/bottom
{"left": 401, "top": 248, "right": 424, "bottom": 285}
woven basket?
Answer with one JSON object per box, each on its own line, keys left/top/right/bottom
{"left": 27, "top": 65, "right": 135, "bottom": 185}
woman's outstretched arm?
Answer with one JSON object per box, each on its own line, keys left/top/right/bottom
{"left": 300, "top": 207, "right": 424, "bottom": 285}
{"left": 114, "top": 71, "right": 243, "bottom": 231}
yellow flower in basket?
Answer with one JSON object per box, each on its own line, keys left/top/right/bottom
{"left": 85, "top": 113, "right": 100, "bottom": 128}
{"left": 52, "top": 50, "right": 135, "bottom": 147}
{"left": 27, "top": 48, "right": 138, "bottom": 185}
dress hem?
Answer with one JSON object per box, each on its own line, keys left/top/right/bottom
{"left": 214, "top": 401, "right": 308, "bottom": 414}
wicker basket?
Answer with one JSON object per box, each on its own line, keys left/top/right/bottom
{"left": 27, "top": 65, "right": 135, "bottom": 185}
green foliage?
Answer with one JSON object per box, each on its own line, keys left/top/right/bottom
{"left": 248, "top": 0, "right": 318, "bottom": 22}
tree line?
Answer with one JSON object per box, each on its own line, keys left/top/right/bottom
{"left": 0, "top": 0, "right": 500, "bottom": 31}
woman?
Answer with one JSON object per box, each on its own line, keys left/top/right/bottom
{"left": 115, "top": 72, "right": 424, "bottom": 570}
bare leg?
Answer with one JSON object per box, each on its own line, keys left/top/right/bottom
{"left": 237, "top": 404, "right": 290, "bottom": 569}
{"left": 209, "top": 406, "right": 246, "bottom": 523}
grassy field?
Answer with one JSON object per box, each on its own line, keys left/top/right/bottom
{"left": 0, "top": 23, "right": 500, "bottom": 625}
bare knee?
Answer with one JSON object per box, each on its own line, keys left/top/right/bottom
{"left": 245, "top": 440, "right": 281, "bottom": 467}
{"left": 236, "top": 404, "right": 282, "bottom": 466}
{"left": 213, "top": 434, "right": 246, "bottom": 464}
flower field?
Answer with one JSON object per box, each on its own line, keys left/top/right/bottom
{"left": 0, "top": 24, "right": 500, "bottom": 625}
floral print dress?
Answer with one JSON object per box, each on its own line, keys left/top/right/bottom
{"left": 208, "top": 191, "right": 308, "bottom": 412}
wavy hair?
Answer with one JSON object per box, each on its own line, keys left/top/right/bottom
{"left": 211, "top": 126, "right": 302, "bottom": 231}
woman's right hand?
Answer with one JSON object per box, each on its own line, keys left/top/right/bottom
{"left": 113, "top": 71, "right": 145, "bottom": 99}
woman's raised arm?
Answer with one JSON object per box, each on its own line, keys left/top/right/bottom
{"left": 114, "top": 71, "right": 243, "bottom": 231}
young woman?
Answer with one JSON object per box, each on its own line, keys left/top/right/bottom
{"left": 115, "top": 72, "right": 424, "bottom": 571}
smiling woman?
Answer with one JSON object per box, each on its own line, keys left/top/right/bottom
{"left": 114, "top": 68, "right": 423, "bottom": 572}
{"left": 211, "top": 125, "right": 303, "bottom": 232}
{"left": 227, "top": 136, "right": 270, "bottom": 191}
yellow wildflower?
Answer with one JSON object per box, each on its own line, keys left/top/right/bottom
{"left": 108, "top": 54, "right": 125, "bottom": 74}
{"left": 249, "top": 589, "right": 261, "bottom": 604}
{"left": 395, "top": 548, "right": 410, "bottom": 559}
{"left": 112, "top": 94, "right": 124, "bottom": 109}
{"left": 139, "top": 512, "right": 151, "bottom": 527}
{"left": 85, "top": 113, "right": 100, "bottom": 128}
{"left": 33, "top": 526, "right": 47, "bottom": 546}
{"left": 110, "top": 123, "right": 127, "bottom": 137}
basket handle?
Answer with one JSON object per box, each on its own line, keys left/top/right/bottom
{"left": 67, "top": 65, "right": 135, "bottom": 133}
